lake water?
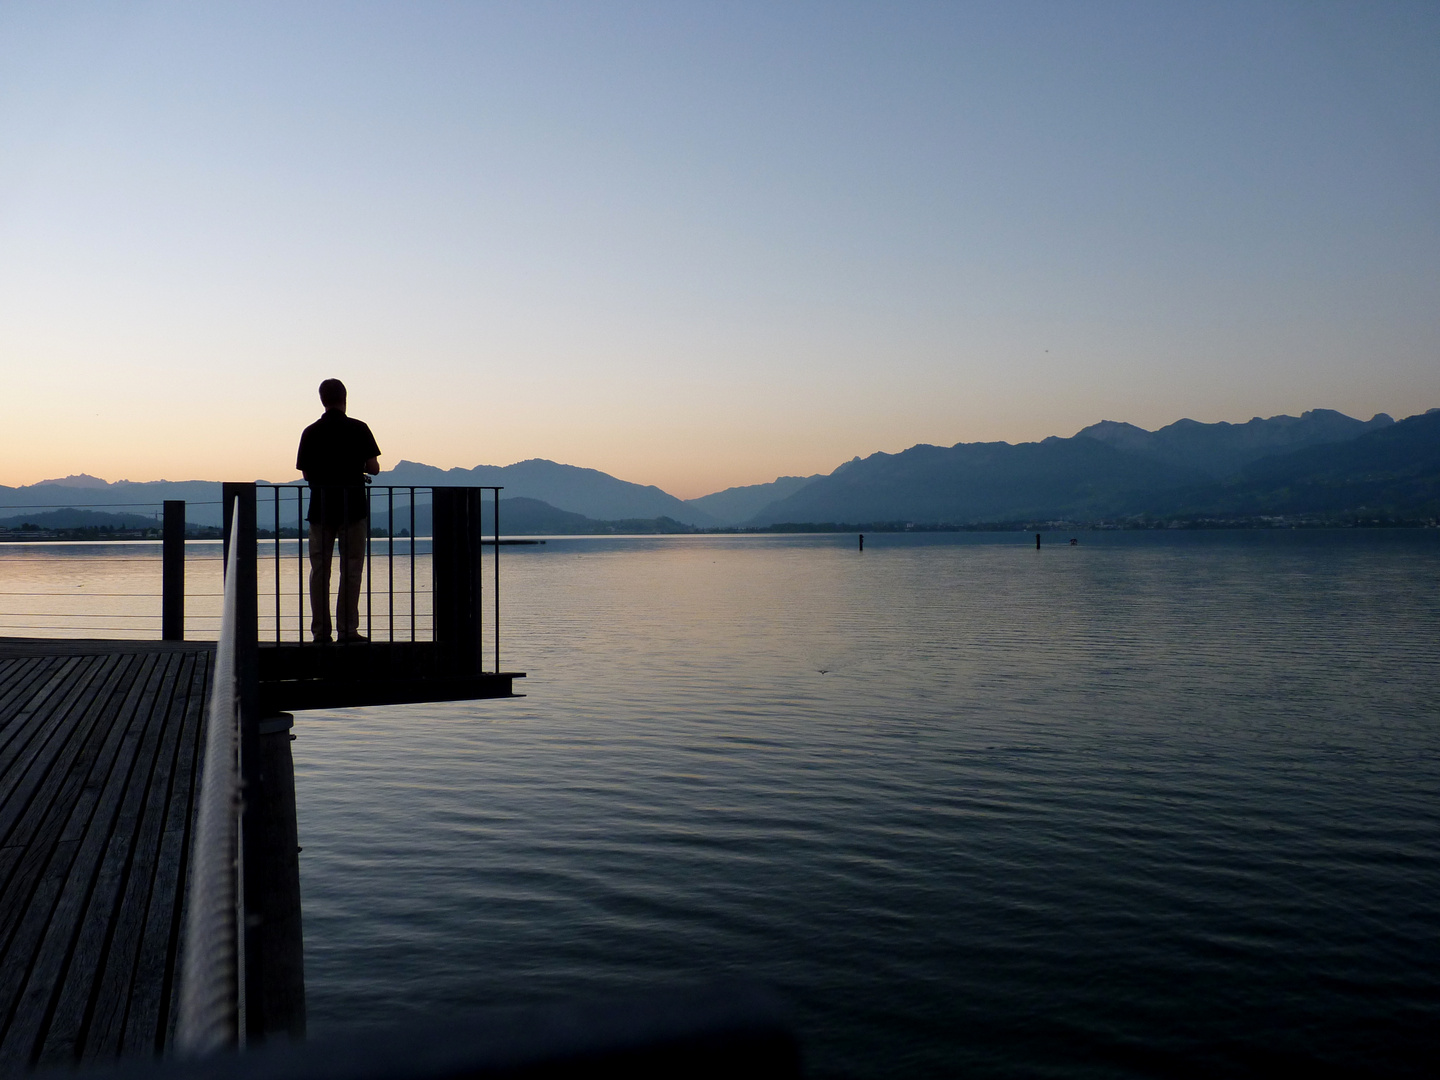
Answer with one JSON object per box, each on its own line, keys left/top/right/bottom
{"left": 4, "top": 531, "right": 1439, "bottom": 1075}
{"left": 287, "top": 530, "right": 1440, "bottom": 1077}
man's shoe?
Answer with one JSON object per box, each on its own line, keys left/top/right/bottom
{"left": 313, "top": 633, "right": 333, "bottom": 644}
{"left": 338, "top": 633, "right": 369, "bottom": 644}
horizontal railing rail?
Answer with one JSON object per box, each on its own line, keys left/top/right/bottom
{"left": 0, "top": 515, "right": 222, "bottom": 639}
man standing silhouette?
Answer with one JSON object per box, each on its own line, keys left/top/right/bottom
{"left": 296, "top": 379, "right": 380, "bottom": 643}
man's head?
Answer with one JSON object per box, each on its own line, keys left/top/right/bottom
{"left": 318, "top": 379, "right": 347, "bottom": 411}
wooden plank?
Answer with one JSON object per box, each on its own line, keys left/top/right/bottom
{"left": 0, "top": 847, "right": 21, "bottom": 920}
{"left": 0, "top": 658, "right": 29, "bottom": 697}
{"left": 0, "top": 657, "right": 48, "bottom": 738}
{"left": 0, "top": 643, "right": 217, "bottom": 1069}
{"left": 0, "top": 657, "right": 95, "bottom": 793}
{"left": 0, "top": 659, "right": 116, "bottom": 898}
{"left": 155, "top": 652, "right": 211, "bottom": 1056}
{"left": 0, "top": 650, "right": 147, "bottom": 1059}
{"left": 0, "top": 654, "right": 140, "bottom": 1058}
{"left": 74, "top": 653, "right": 190, "bottom": 1059}
{"left": 3, "top": 656, "right": 174, "bottom": 1071}
{"left": 0, "top": 657, "right": 46, "bottom": 717}
{"left": 0, "top": 656, "right": 116, "bottom": 883}
{"left": 0, "top": 657, "right": 59, "bottom": 736}
{"left": 34, "top": 654, "right": 187, "bottom": 1068}
{"left": 122, "top": 651, "right": 210, "bottom": 1056}
{"left": 0, "top": 640, "right": 214, "bottom": 659}
{"left": 0, "top": 658, "right": 103, "bottom": 822}
{"left": 0, "top": 654, "right": 155, "bottom": 1069}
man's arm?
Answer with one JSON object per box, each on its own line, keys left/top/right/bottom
{"left": 297, "top": 428, "right": 311, "bottom": 481}
{"left": 360, "top": 421, "right": 381, "bottom": 475}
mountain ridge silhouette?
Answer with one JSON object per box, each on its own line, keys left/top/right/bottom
{"left": 3, "top": 407, "right": 1434, "bottom": 529}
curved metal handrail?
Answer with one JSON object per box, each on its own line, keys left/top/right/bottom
{"left": 175, "top": 499, "right": 243, "bottom": 1054}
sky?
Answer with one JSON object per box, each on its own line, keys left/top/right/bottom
{"left": 1, "top": 2, "right": 1437, "bottom": 499}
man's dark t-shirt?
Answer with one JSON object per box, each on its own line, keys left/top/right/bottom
{"left": 296, "top": 411, "right": 381, "bottom": 526}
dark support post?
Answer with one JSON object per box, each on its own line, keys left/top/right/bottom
{"left": 255, "top": 714, "right": 306, "bottom": 1041}
{"left": 162, "top": 500, "right": 185, "bottom": 640}
{"left": 1036, "top": 533, "right": 1041, "bottom": 549}
{"left": 433, "top": 488, "right": 484, "bottom": 677}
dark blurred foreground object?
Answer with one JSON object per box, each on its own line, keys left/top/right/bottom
{"left": 100, "top": 985, "right": 801, "bottom": 1080}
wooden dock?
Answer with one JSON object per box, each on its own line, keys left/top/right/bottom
{"left": 0, "top": 485, "right": 524, "bottom": 1070}
{"left": 0, "top": 639, "right": 212, "bottom": 1072}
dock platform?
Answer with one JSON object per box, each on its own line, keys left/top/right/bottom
{"left": 258, "top": 642, "right": 523, "bottom": 713}
{"left": 0, "top": 639, "right": 213, "bottom": 1072}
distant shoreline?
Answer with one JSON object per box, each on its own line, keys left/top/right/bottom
{"left": 4, "top": 517, "right": 1437, "bottom": 545}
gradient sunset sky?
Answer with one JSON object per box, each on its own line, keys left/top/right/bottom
{"left": 2, "top": 1, "right": 1436, "bottom": 498}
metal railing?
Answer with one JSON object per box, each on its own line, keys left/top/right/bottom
{"left": 0, "top": 499, "right": 224, "bottom": 639}
{"left": 0, "top": 486, "right": 508, "bottom": 672}
{"left": 255, "top": 485, "right": 429, "bottom": 644}
{"left": 255, "top": 485, "right": 504, "bottom": 667}
{"left": 175, "top": 499, "right": 244, "bottom": 1054}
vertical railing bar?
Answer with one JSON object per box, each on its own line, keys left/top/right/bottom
{"left": 365, "top": 488, "right": 373, "bottom": 640}
{"left": 410, "top": 487, "right": 416, "bottom": 642}
{"left": 474, "top": 490, "right": 481, "bottom": 673}
{"left": 298, "top": 486, "right": 305, "bottom": 644}
{"left": 388, "top": 487, "right": 394, "bottom": 643}
{"left": 273, "top": 486, "right": 281, "bottom": 643}
{"left": 493, "top": 487, "right": 500, "bottom": 674}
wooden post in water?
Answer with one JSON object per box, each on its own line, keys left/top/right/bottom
{"left": 1036, "top": 533, "right": 1041, "bottom": 549}
{"left": 433, "top": 488, "right": 484, "bottom": 677}
{"left": 163, "top": 500, "right": 185, "bottom": 641}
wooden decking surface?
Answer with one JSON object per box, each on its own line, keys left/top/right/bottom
{"left": 0, "top": 640, "right": 213, "bottom": 1073}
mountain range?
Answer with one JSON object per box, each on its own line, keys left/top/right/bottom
{"left": 2, "top": 407, "right": 1436, "bottom": 531}
{"left": 747, "top": 408, "right": 1438, "bottom": 526}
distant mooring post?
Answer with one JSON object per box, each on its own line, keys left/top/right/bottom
{"left": 859, "top": 533, "right": 864, "bottom": 552}
{"left": 162, "top": 500, "right": 185, "bottom": 640}
{"left": 1036, "top": 533, "right": 1041, "bottom": 549}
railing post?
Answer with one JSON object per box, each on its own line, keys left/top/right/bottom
{"left": 432, "top": 488, "right": 484, "bottom": 676}
{"left": 221, "top": 483, "right": 259, "bottom": 728}
{"left": 162, "top": 500, "right": 185, "bottom": 641}
{"left": 493, "top": 487, "right": 501, "bottom": 673}
{"left": 223, "top": 482, "right": 266, "bottom": 1041}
